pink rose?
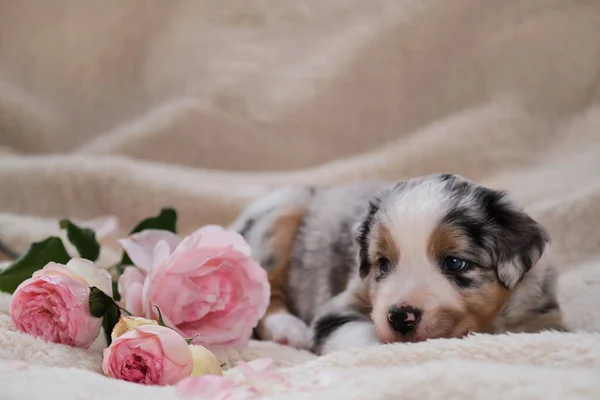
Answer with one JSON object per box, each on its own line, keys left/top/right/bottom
{"left": 118, "top": 226, "right": 269, "bottom": 349}
{"left": 102, "top": 324, "right": 193, "bottom": 385}
{"left": 10, "top": 258, "right": 112, "bottom": 348}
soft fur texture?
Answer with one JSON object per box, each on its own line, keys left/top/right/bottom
{"left": 1, "top": 0, "right": 600, "bottom": 399}
{"left": 234, "top": 175, "right": 565, "bottom": 355}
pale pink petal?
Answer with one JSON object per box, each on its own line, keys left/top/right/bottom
{"left": 118, "top": 267, "right": 146, "bottom": 295}
{"left": 123, "top": 282, "right": 144, "bottom": 317}
{"left": 118, "top": 269, "right": 146, "bottom": 320}
{"left": 169, "top": 230, "right": 204, "bottom": 259}
{"left": 236, "top": 361, "right": 290, "bottom": 394}
{"left": 194, "top": 225, "right": 226, "bottom": 234}
{"left": 33, "top": 263, "right": 73, "bottom": 279}
{"left": 136, "top": 325, "right": 192, "bottom": 368}
{"left": 119, "top": 230, "right": 181, "bottom": 271}
{"left": 142, "top": 274, "right": 152, "bottom": 318}
{"left": 79, "top": 215, "right": 120, "bottom": 242}
{"left": 245, "top": 358, "right": 274, "bottom": 373}
{"left": 155, "top": 249, "right": 224, "bottom": 275}
{"left": 176, "top": 375, "right": 235, "bottom": 398}
{"left": 153, "top": 240, "right": 172, "bottom": 270}
{"left": 194, "top": 228, "right": 252, "bottom": 257}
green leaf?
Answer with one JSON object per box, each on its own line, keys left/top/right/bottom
{"left": 114, "top": 264, "right": 126, "bottom": 275}
{"left": 102, "top": 304, "right": 121, "bottom": 346}
{"left": 119, "top": 208, "right": 177, "bottom": 266}
{"left": 59, "top": 220, "right": 101, "bottom": 261}
{"left": 111, "top": 281, "right": 121, "bottom": 302}
{"left": 88, "top": 286, "right": 121, "bottom": 345}
{"left": 120, "top": 253, "right": 133, "bottom": 266}
{"left": 185, "top": 335, "right": 199, "bottom": 345}
{"left": 88, "top": 286, "right": 117, "bottom": 318}
{"left": 0, "top": 237, "right": 70, "bottom": 294}
{"left": 130, "top": 208, "right": 177, "bottom": 235}
{"left": 154, "top": 305, "right": 167, "bottom": 327}
{"left": 118, "top": 306, "right": 133, "bottom": 316}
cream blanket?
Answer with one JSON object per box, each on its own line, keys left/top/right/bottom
{"left": 1, "top": 0, "right": 600, "bottom": 399}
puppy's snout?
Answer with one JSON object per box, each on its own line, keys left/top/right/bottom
{"left": 387, "top": 305, "right": 422, "bottom": 335}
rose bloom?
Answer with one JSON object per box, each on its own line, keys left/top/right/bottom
{"left": 10, "top": 258, "right": 112, "bottom": 348}
{"left": 102, "top": 323, "right": 193, "bottom": 385}
{"left": 118, "top": 226, "right": 269, "bottom": 349}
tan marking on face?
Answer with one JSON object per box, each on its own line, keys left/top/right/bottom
{"left": 427, "top": 224, "right": 464, "bottom": 261}
{"left": 426, "top": 223, "right": 511, "bottom": 334}
{"left": 421, "top": 307, "right": 466, "bottom": 339}
{"left": 256, "top": 206, "right": 305, "bottom": 339}
{"left": 351, "top": 288, "right": 373, "bottom": 315}
{"left": 371, "top": 223, "right": 400, "bottom": 265}
{"left": 458, "top": 280, "right": 510, "bottom": 333}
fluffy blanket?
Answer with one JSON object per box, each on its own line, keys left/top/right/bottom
{"left": 1, "top": 0, "right": 600, "bottom": 399}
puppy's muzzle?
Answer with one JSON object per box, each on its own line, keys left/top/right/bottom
{"left": 387, "top": 305, "right": 422, "bottom": 335}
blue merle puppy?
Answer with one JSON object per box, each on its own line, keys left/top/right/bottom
{"left": 229, "top": 173, "right": 566, "bottom": 355}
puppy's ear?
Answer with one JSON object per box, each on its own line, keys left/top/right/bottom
{"left": 482, "top": 190, "right": 551, "bottom": 290}
{"left": 353, "top": 197, "right": 382, "bottom": 279}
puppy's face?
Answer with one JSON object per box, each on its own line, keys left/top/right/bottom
{"left": 356, "top": 174, "right": 549, "bottom": 343}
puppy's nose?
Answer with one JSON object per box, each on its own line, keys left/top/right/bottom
{"left": 387, "top": 306, "right": 422, "bottom": 335}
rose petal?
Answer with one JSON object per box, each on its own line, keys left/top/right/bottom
{"left": 245, "top": 358, "right": 274, "bottom": 373}
{"left": 236, "top": 361, "right": 290, "bottom": 394}
{"left": 118, "top": 267, "right": 147, "bottom": 316}
{"left": 194, "top": 227, "right": 252, "bottom": 257}
{"left": 79, "top": 215, "right": 120, "bottom": 242}
{"left": 136, "top": 325, "right": 192, "bottom": 368}
{"left": 123, "top": 282, "right": 144, "bottom": 317}
{"left": 119, "top": 230, "right": 181, "bottom": 272}
{"left": 118, "top": 267, "right": 146, "bottom": 297}
{"left": 153, "top": 240, "right": 172, "bottom": 270}
{"left": 194, "top": 225, "right": 225, "bottom": 234}
{"left": 63, "top": 258, "right": 112, "bottom": 297}
{"left": 176, "top": 375, "right": 235, "bottom": 398}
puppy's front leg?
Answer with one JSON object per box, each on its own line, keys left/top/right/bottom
{"left": 255, "top": 205, "right": 312, "bottom": 349}
{"left": 313, "top": 314, "right": 382, "bottom": 355}
{"left": 310, "top": 289, "right": 383, "bottom": 355}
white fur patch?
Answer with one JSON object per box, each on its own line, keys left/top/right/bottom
{"left": 320, "top": 321, "right": 383, "bottom": 355}
{"left": 261, "top": 313, "right": 312, "bottom": 350}
{"left": 372, "top": 179, "right": 465, "bottom": 333}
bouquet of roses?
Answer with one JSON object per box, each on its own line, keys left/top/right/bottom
{"left": 0, "top": 208, "right": 274, "bottom": 389}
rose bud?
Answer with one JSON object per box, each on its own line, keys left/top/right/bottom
{"left": 190, "top": 345, "right": 223, "bottom": 377}
{"left": 111, "top": 316, "right": 158, "bottom": 340}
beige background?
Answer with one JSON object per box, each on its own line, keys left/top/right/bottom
{"left": 0, "top": 0, "right": 599, "bottom": 399}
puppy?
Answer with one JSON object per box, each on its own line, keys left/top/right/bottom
{"left": 229, "top": 174, "right": 566, "bottom": 355}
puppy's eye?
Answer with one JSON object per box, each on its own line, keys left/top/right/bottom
{"left": 442, "top": 256, "right": 470, "bottom": 272}
{"left": 378, "top": 257, "right": 392, "bottom": 274}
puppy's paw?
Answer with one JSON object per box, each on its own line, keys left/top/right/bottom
{"left": 260, "top": 313, "right": 311, "bottom": 350}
